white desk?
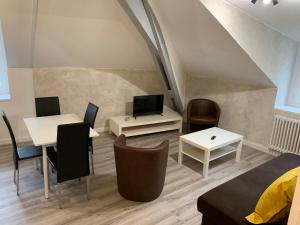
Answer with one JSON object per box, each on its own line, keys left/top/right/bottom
{"left": 24, "top": 114, "right": 99, "bottom": 199}
{"left": 178, "top": 127, "right": 243, "bottom": 178}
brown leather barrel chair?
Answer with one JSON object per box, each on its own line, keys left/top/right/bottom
{"left": 114, "top": 134, "right": 169, "bottom": 202}
{"left": 187, "top": 99, "right": 221, "bottom": 133}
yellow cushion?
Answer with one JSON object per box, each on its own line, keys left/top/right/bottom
{"left": 246, "top": 167, "right": 300, "bottom": 224}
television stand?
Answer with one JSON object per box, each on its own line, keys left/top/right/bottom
{"left": 134, "top": 113, "right": 163, "bottom": 120}
{"left": 109, "top": 107, "right": 182, "bottom": 137}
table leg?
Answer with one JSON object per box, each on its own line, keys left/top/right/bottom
{"left": 203, "top": 151, "right": 210, "bottom": 178}
{"left": 86, "top": 176, "right": 90, "bottom": 200}
{"left": 42, "top": 145, "right": 49, "bottom": 199}
{"left": 34, "top": 159, "right": 38, "bottom": 170}
{"left": 178, "top": 139, "right": 183, "bottom": 164}
{"left": 179, "top": 121, "right": 183, "bottom": 133}
{"left": 236, "top": 139, "right": 243, "bottom": 162}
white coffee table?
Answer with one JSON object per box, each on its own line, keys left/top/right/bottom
{"left": 178, "top": 127, "right": 243, "bottom": 178}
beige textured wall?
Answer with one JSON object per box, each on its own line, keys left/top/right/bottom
{"left": 186, "top": 76, "right": 277, "bottom": 147}
{"left": 33, "top": 68, "right": 278, "bottom": 148}
{"left": 33, "top": 68, "right": 165, "bottom": 130}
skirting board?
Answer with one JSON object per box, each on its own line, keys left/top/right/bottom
{"left": 0, "top": 136, "right": 32, "bottom": 146}
{"left": 0, "top": 128, "right": 274, "bottom": 157}
{"left": 95, "top": 127, "right": 109, "bottom": 133}
{"left": 243, "top": 140, "right": 275, "bottom": 156}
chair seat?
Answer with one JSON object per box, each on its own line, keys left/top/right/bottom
{"left": 190, "top": 115, "right": 218, "bottom": 124}
{"left": 47, "top": 147, "right": 57, "bottom": 169}
{"left": 17, "top": 146, "right": 42, "bottom": 160}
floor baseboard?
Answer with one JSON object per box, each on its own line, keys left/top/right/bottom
{"left": 0, "top": 129, "right": 275, "bottom": 158}
{"left": 0, "top": 136, "right": 32, "bottom": 146}
{"left": 243, "top": 140, "right": 275, "bottom": 156}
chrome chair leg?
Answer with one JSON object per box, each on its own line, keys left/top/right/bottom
{"left": 90, "top": 151, "right": 94, "bottom": 174}
{"left": 57, "top": 183, "right": 62, "bottom": 209}
{"left": 13, "top": 168, "right": 16, "bottom": 184}
{"left": 47, "top": 162, "right": 50, "bottom": 191}
{"left": 34, "top": 159, "right": 38, "bottom": 170}
{"left": 16, "top": 169, "right": 19, "bottom": 196}
{"left": 39, "top": 158, "right": 43, "bottom": 174}
{"left": 86, "top": 176, "right": 90, "bottom": 200}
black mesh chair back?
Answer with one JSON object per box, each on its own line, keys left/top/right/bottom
{"left": 56, "top": 123, "right": 90, "bottom": 183}
{"left": 1, "top": 111, "right": 19, "bottom": 170}
{"left": 83, "top": 103, "right": 99, "bottom": 173}
{"left": 83, "top": 103, "right": 99, "bottom": 129}
{"left": 35, "top": 96, "right": 61, "bottom": 117}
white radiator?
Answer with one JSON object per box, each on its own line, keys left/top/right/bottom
{"left": 269, "top": 115, "right": 300, "bottom": 155}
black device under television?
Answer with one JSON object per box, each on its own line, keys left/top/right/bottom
{"left": 133, "top": 95, "right": 164, "bottom": 118}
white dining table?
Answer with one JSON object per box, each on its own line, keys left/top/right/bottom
{"left": 24, "top": 114, "right": 99, "bottom": 199}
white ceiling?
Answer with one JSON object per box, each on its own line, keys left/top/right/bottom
{"left": 225, "top": 0, "right": 300, "bottom": 41}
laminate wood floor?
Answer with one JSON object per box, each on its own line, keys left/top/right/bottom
{"left": 0, "top": 131, "right": 273, "bottom": 225}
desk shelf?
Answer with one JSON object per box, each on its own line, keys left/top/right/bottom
{"left": 182, "top": 145, "right": 237, "bottom": 163}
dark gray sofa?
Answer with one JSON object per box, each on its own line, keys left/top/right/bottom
{"left": 197, "top": 153, "right": 300, "bottom": 225}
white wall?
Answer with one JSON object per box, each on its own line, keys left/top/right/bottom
{"left": 0, "top": 68, "right": 35, "bottom": 144}
{"left": 200, "top": 0, "right": 298, "bottom": 107}
{"left": 287, "top": 44, "right": 300, "bottom": 108}
{"left": 0, "top": 22, "right": 10, "bottom": 99}
{"left": 0, "top": 0, "right": 34, "bottom": 67}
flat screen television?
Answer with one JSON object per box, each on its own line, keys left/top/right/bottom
{"left": 133, "top": 95, "right": 164, "bottom": 118}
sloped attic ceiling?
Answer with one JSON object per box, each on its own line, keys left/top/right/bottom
{"left": 0, "top": 0, "right": 34, "bottom": 67}
{"left": 0, "top": 0, "right": 277, "bottom": 88}
{"left": 225, "top": 0, "right": 300, "bottom": 42}
{"left": 0, "top": 0, "right": 154, "bottom": 69}
{"left": 151, "top": 0, "right": 274, "bottom": 87}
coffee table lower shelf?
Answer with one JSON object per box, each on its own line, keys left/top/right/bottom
{"left": 181, "top": 145, "right": 237, "bottom": 164}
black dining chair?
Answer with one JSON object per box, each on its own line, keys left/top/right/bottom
{"left": 83, "top": 102, "right": 99, "bottom": 174}
{"left": 47, "top": 122, "right": 90, "bottom": 208}
{"left": 1, "top": 111, "right": 42, "bottom": 195}
{"left": 35, "top": 96, "right": 61, "bottom": 117}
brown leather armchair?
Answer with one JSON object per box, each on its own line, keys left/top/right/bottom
{"left": 187, "top": 99, "right": 221, "bottom": 133}
{"left": 114, "top": 134, "right": 169, "bottom": 202}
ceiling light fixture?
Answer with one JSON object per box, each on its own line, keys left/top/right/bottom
{"left": 251, "top": 0, "right": 279, "bottom": 5}
{"left": 263, "top": 0, "right": 272, "bottom": 4}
